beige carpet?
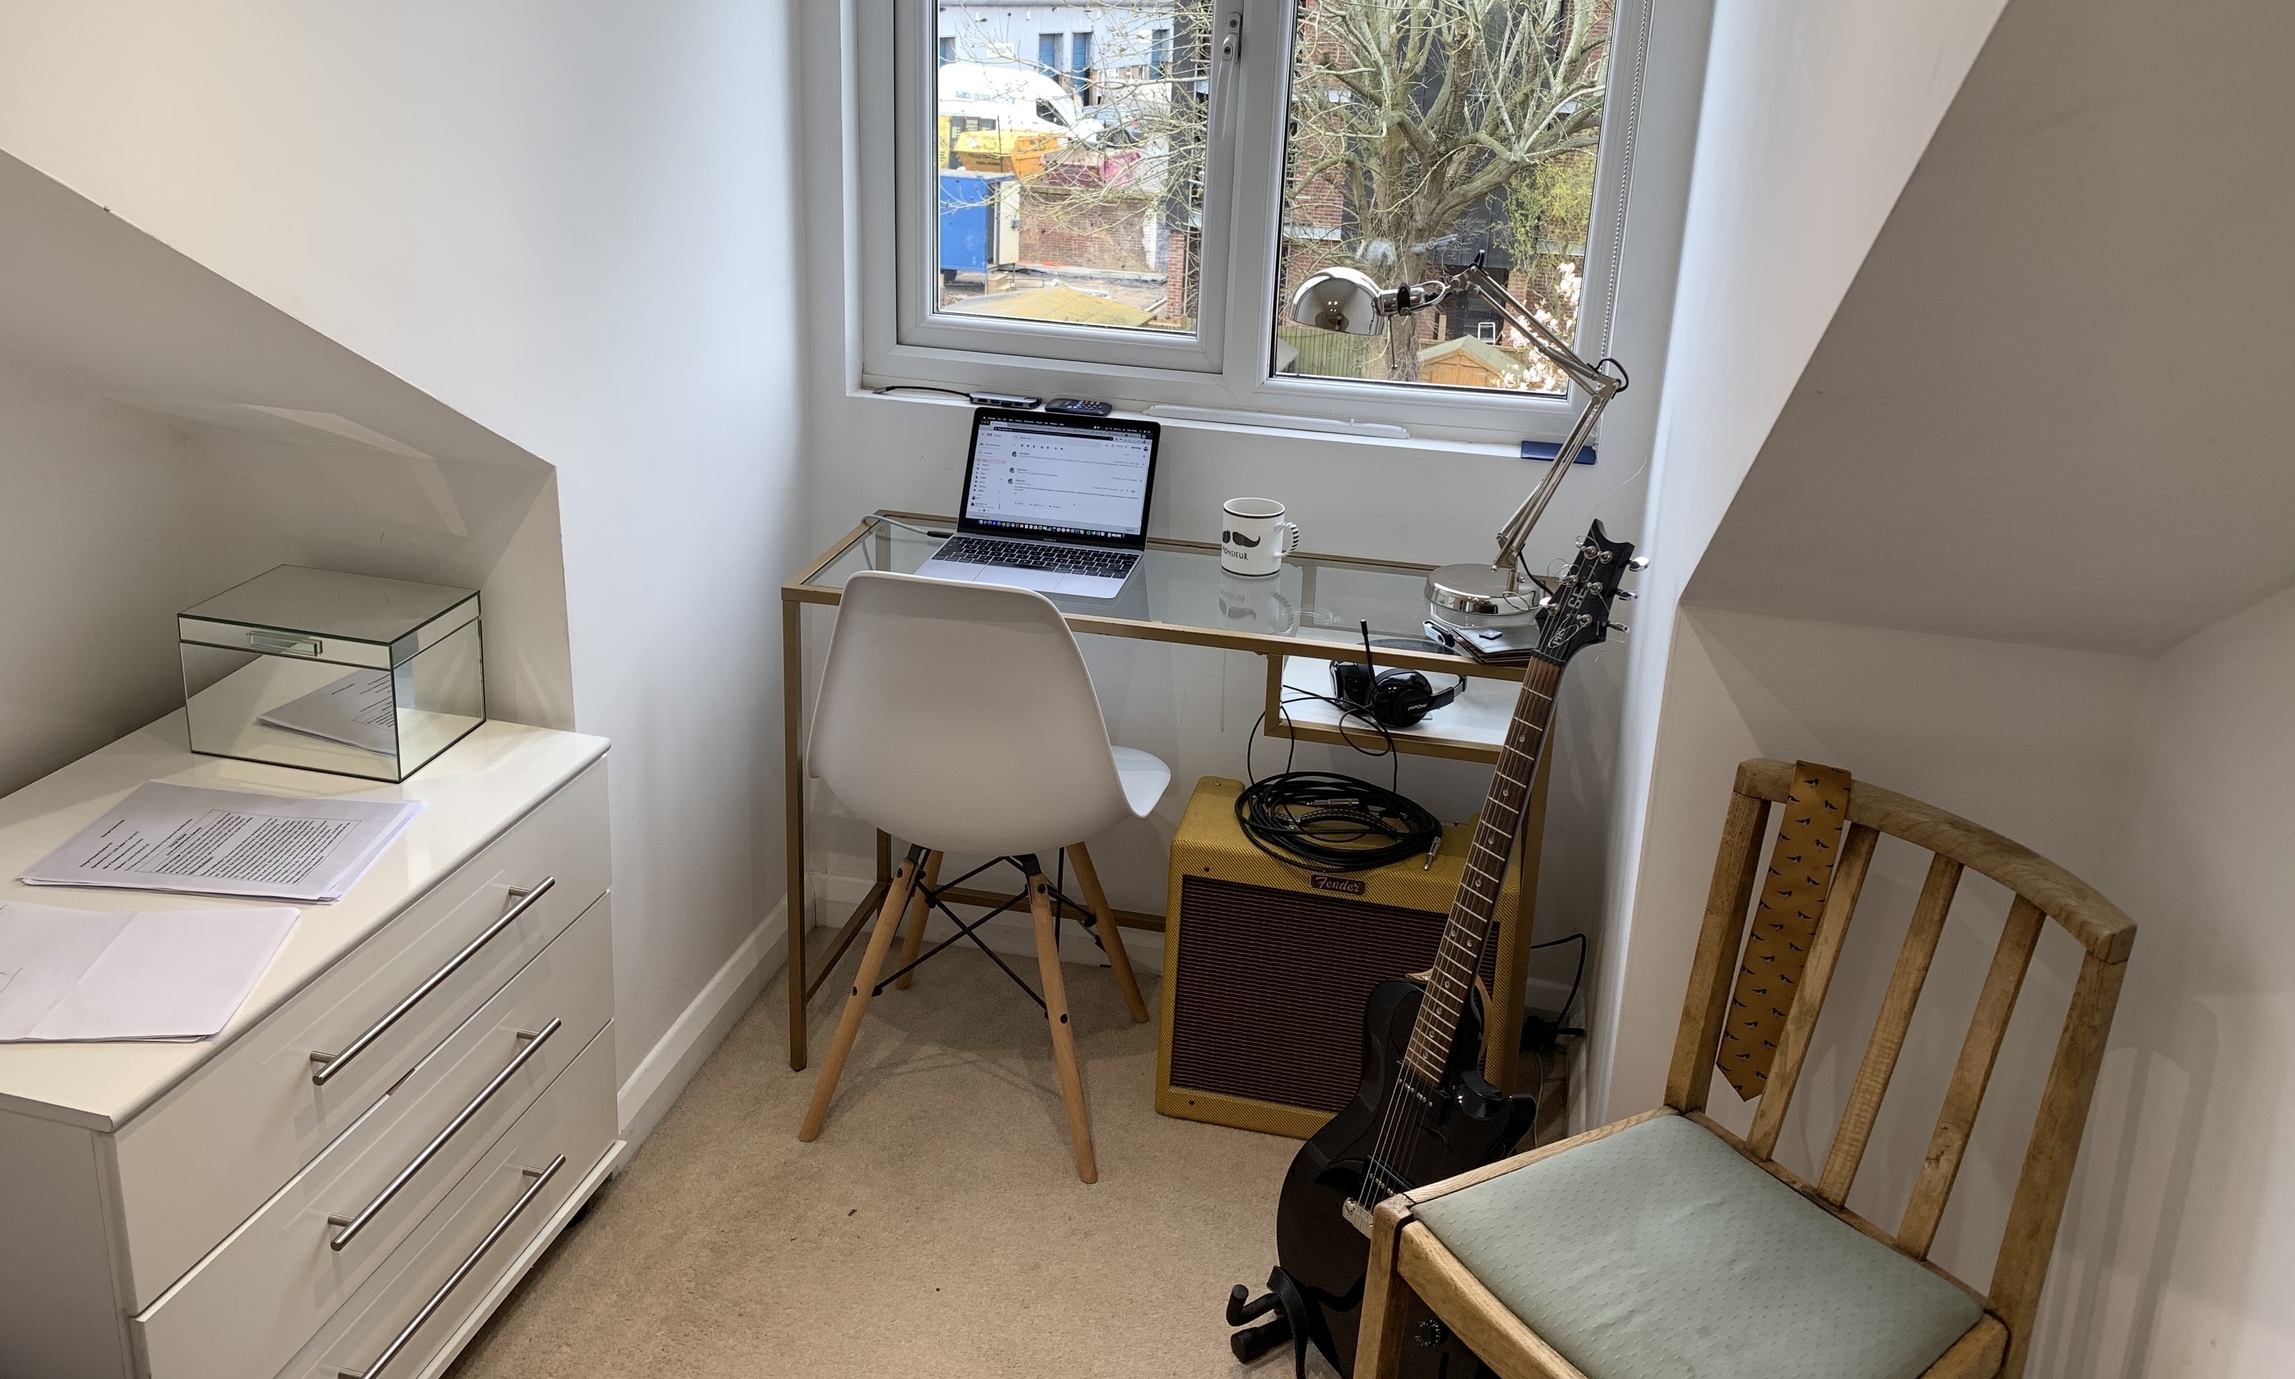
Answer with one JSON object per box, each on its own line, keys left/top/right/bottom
{"left": 445, "top": 941, "right": 1339, "bottom": 1379}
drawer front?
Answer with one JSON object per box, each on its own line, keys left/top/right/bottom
{"left": 274, "top": 1023, "right": 617, "bottom": 1379}
{"left": 135, "top": 897, "right": 614, "bottom": 1379}
{"left": 114, "top": 762, "right": 609, "bottom": 1309}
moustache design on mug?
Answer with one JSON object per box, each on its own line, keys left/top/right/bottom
{"left": 1223, "top": 529, "right": 1264, "bottom": 548}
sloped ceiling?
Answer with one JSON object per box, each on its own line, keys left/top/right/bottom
{"left": 1687, "top": 0, "right": 2295, "bottom": 655}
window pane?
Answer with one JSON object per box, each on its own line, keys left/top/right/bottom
{"left": 934, "top": 5, "right": 1209, "bottom": 335}
{"left": 1274, "top": 0, "right": 1612, "bottom": 393}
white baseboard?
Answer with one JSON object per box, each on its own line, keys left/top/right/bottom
{"left": 616, "top": 899, "right": 788, "bottom": 1148}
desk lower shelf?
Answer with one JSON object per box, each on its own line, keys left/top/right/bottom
{"left": 1261, "top": 653, "right": 1518, "bottom": 763}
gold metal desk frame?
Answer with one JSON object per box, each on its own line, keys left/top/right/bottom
{"left": 782, "top": 512, "right": 1553, "bottom": 1089}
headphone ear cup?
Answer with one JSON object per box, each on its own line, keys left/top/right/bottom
{"left": 1331, "top": 660, "right": 1374, "bottom": 711}
{"left": 1373, "top": 669, "right": 1435, "bottom": 728}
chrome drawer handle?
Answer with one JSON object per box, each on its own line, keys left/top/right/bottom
{"left": 311, "top": 877, "right": 557, "bottom": 1087}
{"left": 336, "top": 1153, "right": 568, "bottom": 1379}
{"left": 328, "top": 1018, "right": 564, "bottom": 1251}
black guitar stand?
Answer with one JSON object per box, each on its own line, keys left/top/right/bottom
{"left": 1227, "top": 1267, "right": 1317, "bottom": 1379}
{"left": 867, "top": 852, "right": 1122, "bottom": 1006}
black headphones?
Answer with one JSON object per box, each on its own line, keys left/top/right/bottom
{"left": 1330, "top": 622, "right": 1465, "bottom": 729}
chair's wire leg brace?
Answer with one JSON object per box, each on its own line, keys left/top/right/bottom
{"left": 870, "top": 853, "right": 1121, "bottom": 1005}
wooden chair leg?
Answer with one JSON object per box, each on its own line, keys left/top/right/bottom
{"left": 894, "top": 851, "right": 942, "bottom": 990}
{"left": 798, "top": 848, "right": 924, "bottom": 1142}
{"left": 1065, "top": 841, "right": 1147, "bottom": 1023}
{"left": 1356, "top": 1202, "right": 1417, "bottom": 1379}
{"left": 1027, "top": 870, "right": 1099, "bottom": 1182}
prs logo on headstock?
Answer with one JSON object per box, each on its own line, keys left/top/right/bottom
{"left": 1535, "top": 519, "right": 1641, "bottom": 664}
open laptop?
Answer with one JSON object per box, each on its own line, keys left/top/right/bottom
{"left": 914, "top": 407, "right": 1161, "bottom": 599}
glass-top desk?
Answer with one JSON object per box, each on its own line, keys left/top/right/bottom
{"left": 780, "top": 513, "right": 1551, "bottom": 1078}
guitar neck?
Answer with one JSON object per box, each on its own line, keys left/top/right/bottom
{"left": 1402, "top": 655, "right": 1564, "bottom": 1085}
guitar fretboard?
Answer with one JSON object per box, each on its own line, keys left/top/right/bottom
{"left": 1401, "top": 655, "right": 1564, "bottom": 1085}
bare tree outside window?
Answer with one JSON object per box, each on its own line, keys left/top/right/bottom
{"left": 1280, "top": 0, "right": 1611, "bottom": 390}
{"left": 925, "top": 0, "right": 1612, "bottom": 388}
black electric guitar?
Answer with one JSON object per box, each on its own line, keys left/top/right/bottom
{"left": 1228, "top": 520, "right": 1638, "bottom": 1378}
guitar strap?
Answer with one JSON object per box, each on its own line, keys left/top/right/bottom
{"left": 1718, "top": 760, "right": 1852, "bottom": 1099}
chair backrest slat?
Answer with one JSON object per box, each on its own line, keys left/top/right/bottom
{"left": 1897, "top": 894, "right": 2045, "bottom": 1256}
{"left": 1745, "top": 822, "right": 1878, "bottom": 1158}
{"left": 1665, "top": 791, "right": 1773, "bottom": 1114}
{"left": 1986, "top": 951, "right": 2129, "bottom": 1379}
{"left": 1819, "top": 853, "right": 1964, "bottom": 1203}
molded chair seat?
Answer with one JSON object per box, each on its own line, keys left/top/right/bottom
{"left": 1412, "top": 1114, "right": 1982, "bottom": 1379}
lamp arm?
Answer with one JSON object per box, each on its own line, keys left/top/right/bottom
{"left": 1454, "top": 262, "right": 1619, "bottom": 397}
{"left": 1449, "top": 260, "right": 1625, "bottom": 570}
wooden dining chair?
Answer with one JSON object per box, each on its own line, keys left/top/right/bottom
{"left": 1357, "top": 759, "right": 2135, "bottom": 1379}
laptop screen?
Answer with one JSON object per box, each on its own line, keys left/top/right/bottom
{"left": 958, "top": 409, "right": 1160, "bottom": 546}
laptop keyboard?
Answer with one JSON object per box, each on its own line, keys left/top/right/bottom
{"left": 937, "top": 536, "right": 1139, "bottom": 579}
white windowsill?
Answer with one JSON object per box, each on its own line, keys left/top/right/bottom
{"left": 845, "top": 386, "right": 1532, "bottom": 461}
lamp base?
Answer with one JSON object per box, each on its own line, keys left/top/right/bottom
{"left": 1426, "top": 561, "right": 1544, "bottom": 621}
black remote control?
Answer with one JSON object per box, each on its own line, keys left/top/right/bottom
{"left": 1045, "top": 397, "right": 1114, "bottom": 417}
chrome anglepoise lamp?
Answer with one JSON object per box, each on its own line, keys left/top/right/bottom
{"left": 1290, "top": 253, "right": 1629, "bottom": 618}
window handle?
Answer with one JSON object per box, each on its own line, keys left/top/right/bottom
{"left": 1213, "top": 10, "right": 1244, "bottom": 145}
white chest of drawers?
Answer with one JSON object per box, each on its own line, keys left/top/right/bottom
{"left": 0, "top": 713, "right": 621, "bottom": 1379}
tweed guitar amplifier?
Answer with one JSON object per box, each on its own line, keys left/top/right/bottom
{"left": 1156, "top": 776, "right": 1529, "bottom": 1138}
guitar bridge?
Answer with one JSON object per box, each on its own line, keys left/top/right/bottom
{"left": 1342, "top": 1197, "right": 1375, "bottom": 1237}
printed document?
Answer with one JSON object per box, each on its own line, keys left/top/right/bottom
{"left": 21, "top": 781, "right": 423, "bottom": 903}
{"left": 0, "top": 900, "right": 298, "bottom": 1041}
{"left": 258, "top": 668, "right": 398, "bottom": 755}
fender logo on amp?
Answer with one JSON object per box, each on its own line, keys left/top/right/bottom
{"left": 1308, "top": 874, "right": 1367, "bottom": 896}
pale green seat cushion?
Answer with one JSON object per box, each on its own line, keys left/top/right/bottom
{"left": 1411, "top": 1114, "right": 1981, "bottom": 1379}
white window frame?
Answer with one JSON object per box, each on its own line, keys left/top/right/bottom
{"left": 857, "top": 0, "right": 1655, "bottom": 446}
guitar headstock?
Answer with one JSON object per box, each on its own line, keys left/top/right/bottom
{"left": 1533, "top": 519, "right": 1639, "bottom": 664}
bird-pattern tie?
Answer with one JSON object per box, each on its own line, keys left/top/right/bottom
{"left": 1718, "top": 761, "right": 1852, "bottom": 1100}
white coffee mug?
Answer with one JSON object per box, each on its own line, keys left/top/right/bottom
{"left": 1222, "top": 497, "right": 1302, "bottom": 577}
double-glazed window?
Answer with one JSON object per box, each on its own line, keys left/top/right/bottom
{"left": 877, "top": 1, "right": 1648, "bottom": 439}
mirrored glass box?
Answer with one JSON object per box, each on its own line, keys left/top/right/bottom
{"left": 180, "top": 566, "right": 485, "bottom": 781}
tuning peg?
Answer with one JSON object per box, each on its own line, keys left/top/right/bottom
{"left": 1607, "top": 621, "right": 1630, "bottom": 634}
{"left": 1627, "top": 556, "right": 1651, "bottom": 572}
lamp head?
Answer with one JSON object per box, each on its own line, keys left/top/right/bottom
{"left": 1289, "top": 266, "right": 1390, "bottom": 335}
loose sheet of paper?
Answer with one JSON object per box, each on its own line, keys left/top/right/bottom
{"left": 258, "top": 668, "right": 398, "bottom": 756}
{"left": 21, "top": 781, "right": 423, "bottom": 903}
{"left": 0, "top": 900, "right": 298, "bottom": 1041}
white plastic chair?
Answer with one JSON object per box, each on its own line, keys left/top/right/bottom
{"left": 796, "top": 571, "right": 1169, "bottom": 1181}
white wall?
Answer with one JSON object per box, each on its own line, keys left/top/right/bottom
{"left": 790, "top": 0, "right": 1716, "bottom": 1043}
{"left": 2030, "top": 586, "right": 2295, "bottom": 1378}
{"left": 1593, "top": 0, "right": 2013, "bottom": 1118}
{"left": 0, "top": 347, "right": 232, "bottom": 788}
{"left": 0, "top": 1, "right": 809, "bottom": 1130}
